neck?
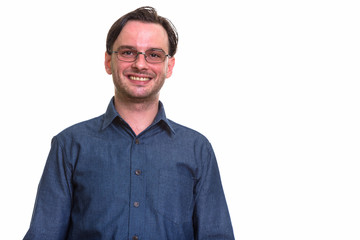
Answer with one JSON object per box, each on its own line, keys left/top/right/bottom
{"left": 114, "top": 95, "right": 159, "bottom": 136}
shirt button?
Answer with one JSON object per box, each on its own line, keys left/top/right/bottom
{"left": 135, "top": 170, "right": 142, "bottom": 176}
{"left": 135, "top": 139, "right": 140, "bottom": 144}
{"left": 132, "top": 236, "right": 139, "bottom": 240}
{"left": 133, "top": 202, "right": 140, "bottom": 208}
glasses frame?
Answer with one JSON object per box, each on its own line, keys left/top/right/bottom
{"left": 111, "top": 48, "right": 170, "bottom": 63}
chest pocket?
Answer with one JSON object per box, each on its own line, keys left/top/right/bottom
{"left": 156, "top": 170, "right": 195, "bottom": 224}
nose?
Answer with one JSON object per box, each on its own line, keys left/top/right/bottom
{"left": 132, "top": 52, "right": 148, "bottom": 70}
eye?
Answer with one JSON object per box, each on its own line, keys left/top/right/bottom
{"left": 147, "top": 50, "right": 165, "bottom": 59}
{"left": 149, "top": 52, "right": 161, "bottom": 58}
{"left": 120, "top": 49, "right": 136, "bottom": 57}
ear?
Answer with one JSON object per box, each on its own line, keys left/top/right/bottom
{"left": 104, "top": 52, "right": 112, "bottom": 75}
{"left": 166, "top": 57, "right": 175, "bottom": 78}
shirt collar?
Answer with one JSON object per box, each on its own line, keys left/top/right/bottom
{"left": 101, "top": 97, "right": 175, "bottom": 135}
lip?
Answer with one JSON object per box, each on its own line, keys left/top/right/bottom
{"left": 126, "top": 73, "right": 154, "bottom": 84}
{"left": 129, "top": 75, "right": 151, "bottom": 81}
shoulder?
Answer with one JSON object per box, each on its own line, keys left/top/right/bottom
{"left": 55, "top": 114, "right": 105, "bottom": 143}
{"left": 167, "top": 119, "right": 212, "bottom": 148}
{"left": 168, "top": 119, "right": 205, "bottom": 136}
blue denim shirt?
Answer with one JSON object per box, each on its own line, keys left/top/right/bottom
{"left": 24, "top": 98, "right": 234, "bottom": 240}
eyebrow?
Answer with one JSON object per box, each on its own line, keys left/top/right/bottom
{"left": 116, "top": 45, "right": 136, "bottom": 51}
{"left": 149, "top": 48, "right": 165, "bottom": 52}
{"left": 116, "top": 45, "right": 165, "bottom": 52}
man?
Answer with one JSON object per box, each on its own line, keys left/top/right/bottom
{"left": 24, "top": 6, "right": 234, "bottom": 240}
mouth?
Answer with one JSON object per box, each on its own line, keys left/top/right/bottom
{"left": 129, "top": 75, "right": 151, "bottom": 82}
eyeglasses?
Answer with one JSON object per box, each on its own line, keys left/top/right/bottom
{"left": 112, "top": 47, "right": 170, "bottom": 63}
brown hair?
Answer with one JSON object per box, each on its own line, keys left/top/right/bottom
{"left": 106, "top": 6, "right": 178, "bottom": 57}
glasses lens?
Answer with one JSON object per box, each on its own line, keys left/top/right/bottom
{"left": 117, "top": 49, "right": 138, "bottom": 62}
{"left": 145, "top": 50, "right": 166, "bottom": 63}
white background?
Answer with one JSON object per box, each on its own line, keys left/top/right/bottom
{"left": 0, "top": 0, "right": 359, "bottom": 239}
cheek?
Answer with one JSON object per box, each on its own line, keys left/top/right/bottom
{"left": 157, "top": 65, "right": 169, "bottom": 75}
{"left": 112, "top": 62, "right": 128, "bottom": 76}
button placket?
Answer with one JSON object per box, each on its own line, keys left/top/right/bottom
{"left": 129, "top": 137, "right": 145, "bottom": 238}
{"left": 132, "top": 235, "right": 139, "bottom": 240}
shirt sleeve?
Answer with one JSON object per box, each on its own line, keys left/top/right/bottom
{"left": 23, "top": 136, "right": 73, "bottom": 240}
{"left": 193, "top": 141, "right": 235, "bottom": 240}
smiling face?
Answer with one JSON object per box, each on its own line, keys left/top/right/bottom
{"left": 105, "top": 20, "right": 175, "bottom": 103}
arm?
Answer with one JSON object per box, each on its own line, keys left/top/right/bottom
{"left": 193, "top": 141, "right": 235, "bottom": 240}
{"left": 23, "top": 136, "right": 72, "bottom": 240}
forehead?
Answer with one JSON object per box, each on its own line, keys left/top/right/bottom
{"left": 114, "top": 20, "right": 169, "bottom": 51}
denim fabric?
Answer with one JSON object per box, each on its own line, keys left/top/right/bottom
{"left": 24, "top": 98, "right": 234, "bottom": 240}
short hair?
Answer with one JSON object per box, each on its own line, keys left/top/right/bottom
{"left": 106, "top": 6, "right": 178, "bottom": 57}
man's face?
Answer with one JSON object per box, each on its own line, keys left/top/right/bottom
{"left": 105, "top": 20, "right": 175, "bottom": 102}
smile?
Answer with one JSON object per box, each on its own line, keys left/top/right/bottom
{"left": 129, "top": 76, "right": 151, "bottom": 81}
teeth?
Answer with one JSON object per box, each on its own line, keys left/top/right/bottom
{"left": 130, "top": 76, "right": 150, "bottom": 81}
